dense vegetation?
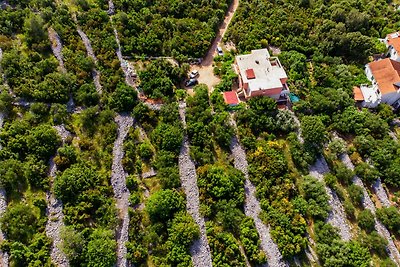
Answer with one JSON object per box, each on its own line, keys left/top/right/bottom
{"left": 1, "top": 0, "right": 400, "bottom": 266}
{"left": 113, "top": 0, "right": 231, "bottom": 58}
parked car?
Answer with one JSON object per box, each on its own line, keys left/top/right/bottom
{"left": 217, "top": 47, "right": 223, "bottom": 56}
{"left": 185, "top": 78, "right": 198, "bottom": 87}
{"left": 189, "top": 70, "right": 199, "bottom": 79}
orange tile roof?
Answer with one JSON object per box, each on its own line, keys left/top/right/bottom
{"left": 368, "top": 58, "right": 400, "bottom": 94}
{"left": 386, "top": 32, "right": 400, "bottom": 52}
{"left": 223, "top": 91, "right": 240, "bottom": 105}
{"left": 353, "top": 86, "right": 364, "bottom": 101}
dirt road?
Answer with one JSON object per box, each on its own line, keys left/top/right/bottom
{"left": 190, "top": 0, "right": 239, "bottom": 91}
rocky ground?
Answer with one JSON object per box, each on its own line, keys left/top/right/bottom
{"left": 340, "top": 153, "right": 400, "bottom": 264}
{"left": 76, "top": 25, "right": 103, "bottom": 95}
{"left": 0, "top": 112, "right": 9, "bottom": 267}
{"left": 46, "top": 125, "right": 71, "bottom": 267}
{"left": 230, "top": 134, "right": 288, "bottom": 267}
{"left": 110, "top": 17, "right": 136, "bottom": 90}
{"left": 48, "top": 28, "right": 66, "bottom": 73}
{"left": 178, "top": 102, "right": 213, "bottom": 267}
{"left": 309, "top": 157, "right": 353, "bottom": 241}
{"left": 108, "top": 0, "right": 115, "bottom": 15}
{"left": 111, "top": 115, "right": 133, "bottom": 267}
{"left": 372, "top": 178, "right": 392, "bottom": 208}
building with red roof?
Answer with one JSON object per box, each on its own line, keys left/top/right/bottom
{"left": 385, "top": 32, "right": 400, "bottom": 62}
{"left": 223, "top": 91, "right": 240, "bottom": 106}
{"left": 363, "top": 58, "right": 400, "bottom": 107}
{"left": 234, "top": 49, "right": 289, "bottom": 103}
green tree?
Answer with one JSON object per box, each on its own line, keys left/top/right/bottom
{"left": 86, "top": 229, "right": 117, "bottom": 267}
{"left": 109, "top": 83, "right": 138, "bottom": 112}
{"left": 146, "top": 189, "right": 185, "bottom": 222}
{"left": 301, "top": 115, "right": 327, "bottom": 148}
{"left": 358, "top": 209, "right": 375, "bottom": 233}
{"left": 1, "top": 203, "right": 39, "bottom": 244}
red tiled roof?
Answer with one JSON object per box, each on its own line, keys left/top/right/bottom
{"left": 353, "top": 86, "right": 364, "bottom": 101}
{"left": 245, "top": 69, "right": 256, "bottom": 79}
{"left": 387, "top": 32, "right": 400, "bottom": 53}
{"left": 368, "top": 58, "right": 400, "bottom": 94}
{"left": 223, "top": 91, "right": 240, "bottom": 105}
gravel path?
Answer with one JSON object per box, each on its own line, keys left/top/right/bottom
{"left": 111, "top": 115, "right": 133, "bottom": 267}
{"left": 48, "top": 28, "right": 76, "bottom": 113}
{"left": 76, "top": 26, "right": 103, "bottom": 95}
{"left": 290, "top": 111, "right": 304, "bottom": 144}
{"left": 309, "top": 157, "right": 353, "bottom": 241}
{"left": 372, "top": 179, "right": 392, "bottom": 208}
{"left": 108, "top": 0, "right": 115, "bottom": 15}
{"left": 48, "top": 27, "right": 66, "bottom": 73}
{"left": 110, "top": 19, "right": 136, "bottom": 90}
{"left": 229, "top": 117, "right": 287, "bottom": 267}
{"left": 178, "top": 102, "right": 213, "bottom": 267}
{"left": 339, "top": 153, "right": 400, "bottom": 264}
{"left": 46, "top": 125, "right": 71, "bottom": 267}
{"left": 0, "top": 112, "right": 9, "bottom": 267}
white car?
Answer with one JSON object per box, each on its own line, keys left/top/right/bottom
{"left": 189, "top": 70, "right": 199, "bottom": 79}
{"left": 217, "top": 47, "right": 223, "bottom": 56}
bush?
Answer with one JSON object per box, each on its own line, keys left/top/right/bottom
{"left": 146, "top": 189, "right": 185, "bottom": 222}
{"left": 301, "top": 175, "right": 331, "bottom": 220}
{"left": 376, "top": 207, "right": 400, "bottom": 235}
{"left": 348, "top": 184, "right": 363, "bottom": 207}
{"left": 358, "top": 209, "right": 375, "bottom": 233}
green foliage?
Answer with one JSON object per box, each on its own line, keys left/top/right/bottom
{"left": 300, "top": 115, "right": 327, "bottom": 148}
{"left": 146, "top": 189, "right": 185, "bottom": 222}
{"left": 1, "top": 203, "right": 40, "bottom": 244}
{"left": 197, "top": 164, "right": 245, "bottom": 210}
{"left": 300, "top": 175, "right": 330, "bottom": 220}
{"left": 314, "top": 221, "right": 339, "bottom": 245}
{"left": 355, "top": 162, "right": 380, "bottom": 183}
{"left": 54, "top": 164, "right": 100, "bottom": 203}
{"left": 109, "top": 83, "right": 138, "bottom": 112}
{"left": 6, "top": 233, "right": 52, "bottom": 267}
{"left": 86, "top": 229, "right": 117, "bottom": 267}
{"left": 358, "top": 209, "right": 375, "bottom": 233}
{"left": 317, "top": 240, "right": 371, "bottom": 267}
{"left": 151, "top": 123, "right": 183, "bottom": 155}
{"left": 24, "top": 14, "right": 48, "bottom": 51}
{"left": 113, "top": 0, "right": 230, "bottom": 58}
{"left": 166, "top": 212, "right": 199, "bottom": 265}
{"left": 240, "top": 217, "right": 267, "bottom": 265}
{"left": 348, "top": 184, "right": 364, "bottom": 207}
{"left": 207, "top": 222, "right": 246, "bottom": 267}
{"left": 376, "top": 207, "right": 400, "bottom": 235}
{"left": 54, "top": 164, "right": 116, "bottom": 229}
{"left": 139, "top": 60, "right": 183, "bottom": 99}
{"left": 60, "top": 227, "right": 85, "bottom": 266}
{"left": 362, "top": 231, "right": 388, "bottom": 257}
{"left": 249, "top": 141, "right": 307, "bottom": 257}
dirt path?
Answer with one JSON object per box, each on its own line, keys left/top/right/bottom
{"left": 190, "top": 0, "right": 239, "bottom": 91}
{"left": 178, "top": 102, "right": 213, "bottom": 267}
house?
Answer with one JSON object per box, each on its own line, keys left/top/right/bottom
{"left": 360, "top": 58, "right": 400, "bottom": 108}
{"left": 223, "top": 91, "right": 240, "bottom": 106}
{"left": 234, "top": 49, "right": 289, "bottom": 104}
{"left": 384, "top": 32, "right": 400, "bottom": 62}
